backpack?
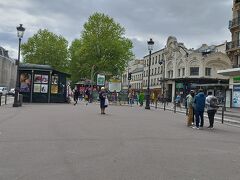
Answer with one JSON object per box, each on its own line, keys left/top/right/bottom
{"left": 210, "top": 96, "right": 218, "bottom": 108}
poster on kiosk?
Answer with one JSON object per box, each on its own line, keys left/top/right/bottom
{"left": 232, "top": 85, "right": 240, "bottom": 108}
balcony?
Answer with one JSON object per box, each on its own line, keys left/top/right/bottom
{"left": 226, "top": 40, "right": 240, "bottom": 51}
{"left": 229, "top": 17, "right": 240, "bottom": 29}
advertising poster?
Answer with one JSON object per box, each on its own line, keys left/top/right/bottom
{"left": 41, "top": 75, "right": 49, "bottom": 83}
{"left": 51, "top": 84, "right": 58, "bottom": 94}
{"left": 20, "top": 73, "right": 31, "bottom": 92}
{"left": 232, "top": 85, "right": 240, "bottom": 108}
{"left": 41, "top": 84, "right": 48, "bottom": 93}
{"left": 34, "top": 74, "right": 42, "bottom": 83}
{"left": 52, "top": 75, "right": 58, "bottom": 84}
{"left": 34, "top": 84, "right": 41, "bottom": 93}
{"left": 97, "top": 74, "right": 105, "bottom": 86}
{"left": 109, "top": 81, "right": 121, "bottom": 92}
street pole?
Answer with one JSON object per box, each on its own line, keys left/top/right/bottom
{"left": 145, "top": 38, "right": 154, "bottom": 109}
{"left": 13, "top": 24, "right": 25, "bottom": 107}
{"left": 163, "top": 57, "right": 166, "bottom": 111}
{"left": 90, "top": 65, "right": 95, "bottom": 103}
{"left": 145, "top": 50, "right": 152, "bottom": 109}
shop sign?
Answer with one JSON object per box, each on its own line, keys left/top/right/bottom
{"left": 233, "top": 76, "right": 240, "bottom": 83}
{"left": 176, "top": 83, "right": 184, "bottom": 89}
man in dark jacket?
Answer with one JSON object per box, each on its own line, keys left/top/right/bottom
{"left": 193, "top": 89, "right": 206, "bottom": 129}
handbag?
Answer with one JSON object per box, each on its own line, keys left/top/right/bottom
{"left": 104, "top": 98, "right": 109, "bottom": 107}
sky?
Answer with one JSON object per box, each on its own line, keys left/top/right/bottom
{"left": 0, "top": 0, "right": 233, "bottom": 60}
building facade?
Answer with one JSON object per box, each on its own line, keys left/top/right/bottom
{"left": 125, "top": 36, "right": 231, "bottom": 103}
{"left": 0, "top": 47, "right": 16, "bottom": 89}
{"left": 218, "top": 0, "right": 240, "bottom": 108}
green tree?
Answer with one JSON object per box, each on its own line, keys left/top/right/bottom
{"left": 69, "top": 12, "right": 133, "bottom": 82}
{"left": 21, "top": 29, "right": 69, "bottom": 73}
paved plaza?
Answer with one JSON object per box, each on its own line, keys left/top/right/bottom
{"left": 0, "top": 102, "right": 240, "bottom": 180}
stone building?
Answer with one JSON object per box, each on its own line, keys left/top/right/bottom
{"left": 142, "top": 36, "right": 231, "bottom": 102}
{"left": 218, "top": 0, "right": 240, "bottom": 108}
{"left": 0, "top": 47, "right": 16, "bottom": 89}
{"left": 122, "top": 59, "right": 144, "bottom": 91}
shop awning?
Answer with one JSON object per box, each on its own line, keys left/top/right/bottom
{"left": 217, "top": 68, "right": 240, "bottom": 76}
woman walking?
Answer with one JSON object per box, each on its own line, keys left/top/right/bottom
{"left": 99, "top": 87, "right": 108, "bottom": 114}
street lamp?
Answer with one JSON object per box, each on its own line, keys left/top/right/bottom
{"left": 145, "top": 38, "right": 154, "bottom": 109}
{"left": 159, "top": 56, "right": 166, "bottom": 110}
{"left": 13, "top": 24, "right": 25, "bottom": 107}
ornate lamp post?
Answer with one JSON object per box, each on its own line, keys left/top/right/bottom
{"left": 13, "top": 24, "right": 25, "bottom": 107}
{"left": 145, "top": 38, "right": 154, "bottom": 109}
{"left": 159, "top": 56, "right": 166, "bottom": 110}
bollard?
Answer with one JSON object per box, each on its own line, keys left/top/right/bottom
{"left": 5, "top": 95, "right": 7, "bottom": 105}
{"left": 164, "top": 99, "right": 166, "bottom": 111}
{"left": 221, "top": 105, "right": 225, "bottom": 124}
{"left": 174, "top": 102, "right": 176, "bottom": 113}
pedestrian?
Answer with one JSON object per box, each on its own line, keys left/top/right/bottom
{"left": 128, "top": 91, "right": 133, "bottom": 106}
{"left": 85, "top": 88, "right": 90, "bottom": 105}
{"left": 175, "top": 93, "right": 181, "bottom": 109}
{"left": 139, "top": 91, "right": 144, "bottom": 106}
{"left": 186, "top": 90, "right": 195, "bottom": 127}
{"left": 99, "top": 87, "right": 108, "bottom": 114}
{"left": 205, "top": 92, "right": 219, "bottom": 129}
{"left": 193, "top": 89, "right": 206, "bottom": 129}
{"left": 73, "top": 88, "right": 80, "bottom": 106}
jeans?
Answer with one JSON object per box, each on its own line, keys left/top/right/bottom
{"left": 207, "top": 110, "right": 216, "bottom": 127}
{"left": 195, "top": 111, "right": 204, "bottom": 128}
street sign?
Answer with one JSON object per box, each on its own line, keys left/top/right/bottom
{"left": 97, "top": 74, "right": 105, "bottom": 86}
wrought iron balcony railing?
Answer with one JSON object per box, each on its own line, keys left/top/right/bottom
{"left": 226, "top": 40, "right": 240, "bottom": 50}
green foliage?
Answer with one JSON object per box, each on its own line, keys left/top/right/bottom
{"left": 21, "top": 29, "right": 69, "bottom": 73}
{"left": 69, "top": 12, "right": 133, "bottom": 83}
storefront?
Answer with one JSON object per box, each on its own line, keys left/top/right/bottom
{"left": 218, "top": 68, "right": 240, "bottom": 108}
{"left": 19, "top": 64, "right": 70, "bottom": 103}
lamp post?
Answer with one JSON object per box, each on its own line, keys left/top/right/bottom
{"left": 90, "top": 65, "right": 96, "bottom": 103}
{"left": 159, "top": 56, "right": 166, "bottom": 110}
{"left": 145, "top": 38, "right": 154, "bottom": 109}
{"left": 13, "top": 24, "right": 25, "bottom": 107}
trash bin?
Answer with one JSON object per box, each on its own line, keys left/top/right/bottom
{"left": 19, "top": 94, "right": 23, "bottom": 106}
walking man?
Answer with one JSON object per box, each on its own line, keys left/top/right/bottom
{"left": 194, "top": 89, "right": 206, "bottom": 129}
{"left": 205, "top": 92, "right": 218, "bottom": 129}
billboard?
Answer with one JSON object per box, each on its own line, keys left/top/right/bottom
{"left": 97, "top": 74, "right": 105, "bottom": 86}
{"left": 109, "top": 81, "right": 121, "bottom": 92}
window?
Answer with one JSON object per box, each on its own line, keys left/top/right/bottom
{"left": 205, "top": 68, "right": 211, "bottom": 76}
{"left": 158, "top": 67, "right": 160, "bottom": 74}
{"left": 190, "top": 67, "right": 199, "bottom": 76}
{"left": 182, "top": 68, "right": 185, "bottom": 76}
{"left": 152, "top": 69, "right": 154, "bottom": 75}
{"left": 152, "top": 57, "right": 154, "bottom": 65}
{"left": 155, "top": 68, "right": 157, "bottom": 75}
{"left": 155, "top": 58, "right": 157, "bottom": 64}
{"left": 178, "top": 69, "right": 181, "bottom": 77}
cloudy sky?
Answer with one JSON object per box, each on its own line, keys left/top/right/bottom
{"left": 0, "top": 0, "right": 233, "bottom": 59}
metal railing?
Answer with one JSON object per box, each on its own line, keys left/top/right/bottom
{"left": 226, "top": 40, "right": 240, "bottom": 50}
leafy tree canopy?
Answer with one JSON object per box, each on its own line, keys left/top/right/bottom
{"left": 21, "top": 29, "right": 69, "bottom": 73}
{"left": 69, "top": 12, "right": 133, "bottom": 83}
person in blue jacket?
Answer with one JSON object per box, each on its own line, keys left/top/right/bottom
{"left": 193, "top": 89, "right": 206, "bottom": 129}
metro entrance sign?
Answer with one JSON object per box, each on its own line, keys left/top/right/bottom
{"left": 97, "top": 74, "right": 105, "bottom": 86}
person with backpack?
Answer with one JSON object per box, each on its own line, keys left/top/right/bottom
{"left": 205, "top": 92, "right": 218, "bottom": 129}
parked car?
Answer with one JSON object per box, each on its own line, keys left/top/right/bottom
{"left": 8, "top": 88, "right": 15, "bottom": 96}
{"left": 0, "top": 87, "right": 8, "bottom": 96}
